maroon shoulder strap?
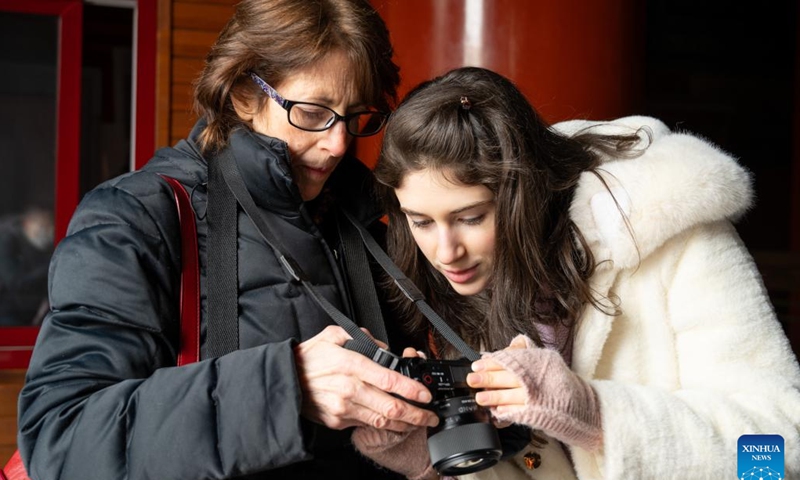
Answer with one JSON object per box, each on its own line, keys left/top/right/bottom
{"left": 1, "top": 450, "right": 25, "bottom": 480}
{"left": 160, "top": 175, "right": 200, "bottom": 366}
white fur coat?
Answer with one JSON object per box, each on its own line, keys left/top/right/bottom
{"left": 464, "top": 116, "right": 800, "bottom": 480}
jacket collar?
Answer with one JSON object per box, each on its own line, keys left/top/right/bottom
{"left": 181, "top": 121, "right": 383, "bottom": 226}
{"left": 555, "top": 116, "right": 753, "bottom": 270}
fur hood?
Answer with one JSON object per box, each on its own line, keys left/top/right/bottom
{"left": 552, "top": 116, "right": 754, "bottom": 270}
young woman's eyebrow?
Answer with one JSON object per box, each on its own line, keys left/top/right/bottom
{"left": 400, "top": 199, "right": 493, "bottom": 216}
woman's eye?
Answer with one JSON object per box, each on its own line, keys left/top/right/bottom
{"left": 294, "top": 105, "right": 332, "bottom": 123}
{"left": 460, "top": 215, "right": 485, "bottom": 226}
{"left": 409, "top": 218, "right": 433, "bottom": 229}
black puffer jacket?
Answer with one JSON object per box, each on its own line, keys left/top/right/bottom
{"left": 18, "top": 123, "right": 407, "bottom": 480}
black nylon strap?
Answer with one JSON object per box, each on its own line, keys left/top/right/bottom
{"left": 338, "top": 212, "right": 389, "bottom": 346}
{"left": 213, "top": 149, "right": 396, "bottom": 366}
{"left": 207, "top": 152, "right": 239, "bottom": 358}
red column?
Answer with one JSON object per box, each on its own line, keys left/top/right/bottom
{"left": 355, "top": 0, "right": 644, "bottom": 167}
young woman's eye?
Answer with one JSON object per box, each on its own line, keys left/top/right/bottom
{"left": 409, "top": 218, "right": 433, "bottom": 229}
{"left": 460, "top": 215, "right": 485, "bottom": 226}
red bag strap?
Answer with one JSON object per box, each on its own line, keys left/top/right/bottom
{"left": 1, "top": 450, "right": 24, "bottom": 480}
{"left": 160, "top": 174, "right": 201, "bottom": 366}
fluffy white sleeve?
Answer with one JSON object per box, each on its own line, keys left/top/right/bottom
{"left": 571, "top": 222, "right": 800, "bottom": 479}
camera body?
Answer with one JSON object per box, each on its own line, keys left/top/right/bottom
{"left": 395, "top": 357, "right": 502, "bottom": 475}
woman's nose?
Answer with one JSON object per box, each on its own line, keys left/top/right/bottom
{"left": 320, "top": 120, "right": 349, "bottom": 157}
{"left": 436, "top": 229, "right": 464, "bottom": 265}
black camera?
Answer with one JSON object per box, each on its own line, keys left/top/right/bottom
{"left": 395, "top": 356, "right": 502, "bottom": 476}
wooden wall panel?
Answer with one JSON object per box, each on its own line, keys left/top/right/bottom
{"left": 0, "top": 371, "right": 25, "bottom": 465}
{"left": 173, "top": 57, "right": 205, "bottom": 85}
{"left": 173, "top": 2, "right": 232, "bottom": 30}
{"left": 157, "top": 0, "right": 236, "bottom": 147}
{"left": 155, "top": 0, "right": 173, "bottom": 149}
{"left": 172, "top": 29, "right": 219, "bottom": 59}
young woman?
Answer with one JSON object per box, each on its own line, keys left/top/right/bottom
{"left": 355, "top": 66, "right": 800, "bottom": 479}
{"left": 17, "top": 1, "right": 438, "bottom": 479}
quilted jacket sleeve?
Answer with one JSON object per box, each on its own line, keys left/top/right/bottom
{"left": 17, "top": 178, "right": 311, "bottom": 480}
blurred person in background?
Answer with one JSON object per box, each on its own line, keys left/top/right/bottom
{"left": 0, "top": 206, "right": 53, "bottom": 326}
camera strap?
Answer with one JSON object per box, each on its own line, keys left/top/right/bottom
{"left": 207, "top": 146, "right": 240, "bottom": 358}
{"left": 215, "top": 148, "right": 480, "bottom": 364}
{"left": 336, "top": 211, "right": 390, "bottom": 346}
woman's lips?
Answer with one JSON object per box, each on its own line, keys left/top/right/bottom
{"left": 442, "top": 265, "right": 478, "bottom": 284}
{"left": 302, "top": 165, "right": 332, "bottom": 180}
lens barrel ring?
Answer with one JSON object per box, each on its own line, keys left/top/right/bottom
{"left": 428, "top": 422, "right": 502, "bottom": 475}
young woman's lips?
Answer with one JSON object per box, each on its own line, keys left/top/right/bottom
{"left": 442, "top": 265, "right": 478, "bottom": 284}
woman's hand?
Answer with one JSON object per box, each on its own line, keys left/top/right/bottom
{"left": 294, "top": 325, "right": 439, "bottom": 432}
{"left": 467, "top": 334, "right": 603, "bottom": 451}
{"left": 466, "top": 335, "right": 528, "bottom": 413}
{"left": 350, "top": 343, "right": 438, "bottom": 480}
{"left": 352, "top": 426, "right": 438, "bottom": 480}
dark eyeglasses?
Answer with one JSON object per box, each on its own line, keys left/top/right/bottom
{"left": 248, "top": 72, "right": 389, "bottom": 137}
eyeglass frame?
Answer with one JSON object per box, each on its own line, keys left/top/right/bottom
{"left": 248, "top": 72, "right": 389, "bottom": 137}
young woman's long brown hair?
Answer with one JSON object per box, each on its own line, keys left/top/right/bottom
{"left": 375, "top": 67, "right": 646, "bottom": 356}
{"left": 193, "top": 0, "right": 399, "bottom": 154}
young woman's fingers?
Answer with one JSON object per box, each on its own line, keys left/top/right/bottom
{"left": 474, "top": 387, "right": 527, "bottom": 407}
{"left": 467, "top": 369, "right": 521, "bottom": 389}
{"left": 471, "top": 357, "right": 508, "bottom": 373}
{"left": 508, "top": 335, "right": 530, "bottom": 349}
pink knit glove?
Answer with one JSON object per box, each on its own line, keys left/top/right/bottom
{"left": 351, "top": 426, "right": 439, "bottom": 480}
{"left": 486, "top": 334, "right": 603, "bottom": 451}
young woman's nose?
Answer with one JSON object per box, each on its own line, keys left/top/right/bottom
{"left": 436, "top": 229, "right": 464, "bottom": 265}
{"left": 320, "top": 120, "right": 350, "bottom": 157}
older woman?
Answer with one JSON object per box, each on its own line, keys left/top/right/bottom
{"left": 17, "top": 1, "right": 437, "bottom": 479}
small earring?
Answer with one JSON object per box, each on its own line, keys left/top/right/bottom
{"left": 460, "top": 96, "right": 471, "bottom": 110}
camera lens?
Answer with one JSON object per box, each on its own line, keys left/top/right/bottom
{"left": 426, "top": 395, "right": 502, "bottom": 476}
{"left": 434, "top": 449, "right": 499, "bottom": 475}
{"left": 428, "top": 422, "right": 501, "bottom": 475}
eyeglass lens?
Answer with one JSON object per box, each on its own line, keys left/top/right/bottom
{"left": 288, "top": 103, "right": 385, "bottom": 136}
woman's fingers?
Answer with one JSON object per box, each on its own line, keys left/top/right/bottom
{"left": 294, "top": 326, "right": 439, "bottom": 431}
{"left": 304, "top": 376, "right": 434, "bottom": 432}
{"left": 475, "top": 387, "right": 527, "bottom": 407}
{"left": 471, "top": 357, "right": 507, "bottom": 373}
{"left": 468, "top": 355, "right": 527, "bottom": 407}
{"left": 467, "top": 369, "right": 521, "bottom": 389}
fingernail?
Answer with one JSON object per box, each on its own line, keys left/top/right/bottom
{"left": 427, "top": 416, "right": 439, "bottom": 427}
{"left": 467, "top": 373, "right": 481, "bottom": 386}
{"left": 475, "top": 392, "right": 488, "bottom": 404}
{"left": 472, "top": 361, "right": 484, "bottom": 371}
{"left": 417, "top": 389, "right": 432, "bottom": 403}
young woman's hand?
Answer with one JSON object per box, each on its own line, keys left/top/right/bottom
{"left": 293, "top": 325, "right": 439, "bottom": 433}
{"left": 467, "top": 335, "right": 528, "bottom": 411}
{"left": 468, "top": 334, "right": 603, "bottom": 451}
